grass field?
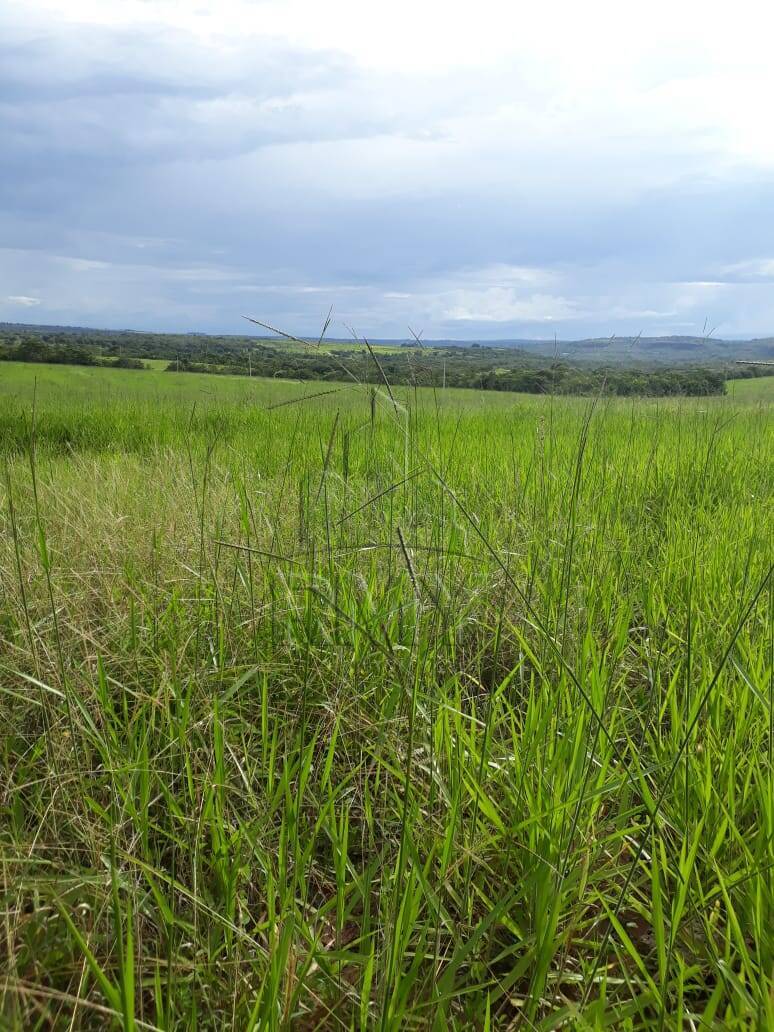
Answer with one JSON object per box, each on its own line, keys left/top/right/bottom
{"left": 1, "top": 361, "right": 772, "bottom": 1029}
{"left": 726, "top": 375, "right": 774, "bottom": 401}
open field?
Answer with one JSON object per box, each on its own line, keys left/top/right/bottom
{"left": 1, "top": 361, "right": 772, "bottom": 1029}
{"left": 727, "top": 374, "right": 774, "bottom": 401}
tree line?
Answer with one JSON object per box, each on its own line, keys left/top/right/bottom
{"left": 0, "top": 336, "right": 144, "bottom": 369}
{"left": 3, "top": 325, "right": 772, "bottom": 396}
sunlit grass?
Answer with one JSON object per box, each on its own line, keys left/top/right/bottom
{"left": 0, "top": 361, "right": 772, "bottom": 1029}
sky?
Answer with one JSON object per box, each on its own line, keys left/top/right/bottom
{"left": 2, "top": 0, "right": 774, "bottom": 340}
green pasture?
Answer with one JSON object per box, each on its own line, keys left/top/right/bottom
{"left": 0, "top": 359, "right": 771, "bottom": 1029}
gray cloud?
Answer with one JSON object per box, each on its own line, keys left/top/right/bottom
{"left": 2, "top": 5, "right": 774, "bottom": 337}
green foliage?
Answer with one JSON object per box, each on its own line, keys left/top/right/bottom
{"left": 0, "top": 324, "right": 734, "bottom": 395}
{"left": 0, "top": 335, "right": 149, "bottom": 371}
{"left": 166, "top": 347, "right": 729, "bottom": 395}
{"left": 0, "top": 363, "right": 771, "bottom": 1028}
{"left": 0, "top": 336, "right": 99, "bottom": 366}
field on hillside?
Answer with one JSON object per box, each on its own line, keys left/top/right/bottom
{"left": 1, "top": 362, "right": 772, "bottom": 1030}
{"left": 727, "top": 374, "right": 774, "bottom": 401}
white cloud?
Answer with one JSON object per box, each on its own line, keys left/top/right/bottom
{"left": 6, "top": 294, "right": 41, "bottom": 306}
{"left": 54, "top": 256, "right": 112, "bottom": 272}
{"left": 368, "top": 265, "right": 580, "bottom": 325}
{"left": 445, "top": 293, "right": 578, "bottom": 323}
{"left": 721, "top": 259, "right": 774, "bottom": 281}
{"left": 423, "top": 264, "right": 579, "bottom": 323}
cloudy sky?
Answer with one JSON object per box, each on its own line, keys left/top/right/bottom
{"left": 2, "top": 0, "right": 774, "bottom": 339}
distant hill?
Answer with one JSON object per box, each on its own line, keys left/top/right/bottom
{"left": 426, "top": 335, "right": 774, "bottom": 364}
{"left": 548, "top": 335, "right": 774, "bottom": 363}
{"left": 2, "top": 322, "right": 773, "bottom": 366}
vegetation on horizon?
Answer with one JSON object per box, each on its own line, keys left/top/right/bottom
{"left": 5, "top": 324, "right": 770, "bottom": 397}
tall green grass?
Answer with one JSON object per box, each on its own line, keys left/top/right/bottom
{"left": 0, "top": 362, "right": 772, "bottom": 1029}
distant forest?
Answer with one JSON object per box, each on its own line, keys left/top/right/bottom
{"left": 1, "top": 324, "right": 771, "bottom": 397}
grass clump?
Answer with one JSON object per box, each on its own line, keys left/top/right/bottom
{"left": 0, "top": 361, "right": 772, "bottom": 1029}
